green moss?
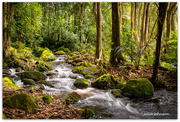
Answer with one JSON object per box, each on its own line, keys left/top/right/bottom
{"left": 80, "top": 49, "right": 86, "bottom": 54}
{"left": 3, "top": 113, "right": 8, "bottom": 119}
{"left": 122, "top": 78, "right": 154, "bottom": 98}
{"left": 81, "top": 67, "right": 99, "bottom": 76}
{"left": 83, "top": 61, "right": 93, "bottom": 67}
{"left": 74, "top": 78, "right": 90, "bottom": 89}
{"left": 63, "top": 48, "right": 71, "bottom": 52}
{"left": 22, "top": 78, "right": 36, "bottom": 85}
{"left": 91, "top": 74, "right": 112, "bottom": 89}
{"left": 36, "top": 61, "right": 53, "bottom": 71}
{"left": 72, "top": 66, "right": 84, "bottom": 73}
{"left": 30, "top": 84, "right": 45, "bottom": 92}
{"left": 111, "top": 89, "right": 123, "bottom": 98}
{"left": 16, "top": 71, "right": 47, "bottom": 81}
{"left": 42, "top": 94, "right": 52, "bottom": 103}
{"left": 82, "top": 108, "right": 94, "bottom": 118}
{"left": 40, "top": 50, "right": 56, "bottom": 61}
{"left": 54, "top": 50, "right": 65, "bottom": 55}
{"left": 65, "top": 92, "right": 81, "bottom": 104}
{"left": 3, "top": 93, "right": 37, "bottom": 112}
{"left": 33, "top": 46, "right": 45, "bottom": 57}
{"left": 3, "top": 77, "right": 21, "bottom": 90}
{"left": 84, "top": 74, "right": 93, "bottom": 79}
{"left": 88, "top": 50, "right": 95, "bottom": 55}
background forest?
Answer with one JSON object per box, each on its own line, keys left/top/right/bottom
{"left": 2, "top": 2, "right": 178, "bottom": 119}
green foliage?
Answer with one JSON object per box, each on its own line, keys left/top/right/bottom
{"left": 32, "top": 46, "right": 46, "bottom": 57}
{"left": 42, "top": 94, "right": 52, "bottom": 103}
{"left": 3, "top": 93, "right": 37, "bottom": 112}
{"left": 74, "top": 78, "right": 90, "bottom": 89}
{"left": 80, "top": 49, "right": 86, "bottom": 54}
{"left": 83, "top": 61, "right": 93, "bottom": 67}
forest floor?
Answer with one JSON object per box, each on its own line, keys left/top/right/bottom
{"left": 3, "top": 88, "right": 82, "bottom": 119}
{"left": 107, "top": 65, "right": 177, "bottom": 91}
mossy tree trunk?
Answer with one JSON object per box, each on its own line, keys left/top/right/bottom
{"left": 151, "top": 2, "right": 168, "bottom": 85}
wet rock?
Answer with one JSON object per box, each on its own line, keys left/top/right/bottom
{"left": 3, "top": 93, "right": 37, "bottom": 112}
{"left": 30, "top": 84, "right": 45, "bottom": 92}
{"left": 65, "top": 92, "right": 81, "bottom": 104}
{"left": 36, "top": 80, "right": 56, "bottom": 87}
{"left": 46, "top": 72, "right": 58, "bottom": 76}
{"left": 22, "top": 78, "right": 36, "bottom": 85}
{"left": 69, "top": 74, "right": 78, "bottom": 79}
{"left": 122, "top": 78, "right": 154, "bottom": 99}
{"left": 74, "top": 78, "right": 90, "bottom": 89}
{"left": 3, "top": 69, "right": 12, "bottom": 75}
{"left": 16, "top": 71, "right": 47, "bottom": 81}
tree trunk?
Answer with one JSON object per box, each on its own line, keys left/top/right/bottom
{"left": 3, "top": 2, "right": 10, "bottom": 58}
{"left": 138, "top": 3, "right": 142, "bottom": 40}
{"left": 144, "top": 3, "right": 150, "bottom": 44}
{"left": 151, "top": 3, "right": 168, "bottom": 85}
{"left": 134, "top": 3, "right": 138, "bottom": 47}
{"left": 110, "top": 2, "right": 124, "bottom": 65}
{"left": 131, "top": 3, "right": 135, "bottom": 40}
{"left": 95, "top": 2, "right": 102, "bottom": 60}
{"left": 140, "top": 3, "right": 147, "bottom": 47}
{"left": 171, "top": 7, "right": 177, "bottom": 34}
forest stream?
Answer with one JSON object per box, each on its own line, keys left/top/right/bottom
{"left": 5, "top": 55, "right": 177, "bottom": 119}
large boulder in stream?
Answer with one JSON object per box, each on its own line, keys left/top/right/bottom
{"left": 3, "top": 93, "right": 37, "bottom": 112}
{"left": 65, "top": 92, "right": 81, "bottom": 104}
{"left": 74, "top": 78, "right": 90, "bottom": 89}
{"left": 122, "top": 78, "right": 154, "bottom": 99}
{"left": 16, "top": 71, "right": 47, "bottom": 81}
{"left": 40, "top": 50, "right": 56, "bottom": 61}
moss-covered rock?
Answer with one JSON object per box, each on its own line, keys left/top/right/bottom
{"left": 80, "top": 49, "right": 86, "bottom": 54}
{"left": 65, "top": 92, "right": 81, "bottom": 104}
{"left": 83, "top": 61, "right": 93, "bottom": 67}
{"left": 54, "top": 50, "right": 65, "bottom": 55}
{"left": 72, "top": 66, "right": 84, "bottom": 73}
{"left": 32, "top": 46, "right": 45, "bottom": 57}
{"left": 87, "top": 49, "right": 95, "bottom": 55}
{"left": 16, "top": 67, "right": 23, "bottom": 72}
{"left": 16, "top": 71, "right": 47, "bottom": 81}
{"left": 3, "top": 93, "right": 37, "bottom": 112}
{"left": 74, "top": 78, "right": 90, "bottom": 89}
{"left": 40, "top": 50, "right": 56, "bottom": 61}
{"left": 111, "top": 89, "right": 123, "bottom": 98}
{"left": 22, "top": 78, "right": 36, "bottom": 85}
{"left": 46, "top": 72, "right": 58, "bottom": 76}
{"left": 122, "top": 78, "right": 154, "bottom": 99}
{"left": 58, "top": 47, "right": 70, "bottom": 52}
{"left": 84, "top": 74, "right": 93, "bottom": 79}
{"left": 81, "top": 67, "right": 99, "bottom": 76}
{"left": 3, "top": 77, "right": 21, "bottom": 90}
{"left": 42, "top": 94, "right": 52, "bottom": 103}
{"left": 82, "top": 108, "right": 94, "bottom": 118}
{"left": 36, "top": 61, "right": 53, "bottom": 71}
{"left": 91, "top": 74, "right": 121, "bottom": 89}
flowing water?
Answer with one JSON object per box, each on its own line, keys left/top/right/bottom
{"left": 4, "top": 55, "right": 177, "bottom": 119}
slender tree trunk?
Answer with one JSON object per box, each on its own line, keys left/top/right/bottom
{"left": 110, "top": 2, "right": 124, "bottom": 65}
{"left": 131, "top": 3, "right": 135, "bottom": 40}
{"left": 144, "top": 3, "right": 150, "bottom": 44}
{"left": 134, "top": 3, "right": 138, "bottom": 47}
{"left": 138, "top": 3, "right": 142, "bottom": 40}
{"left": 151, "top": 3, "right": 168, "bottom": 85}
{"left": 140, "top": 3, "right": 147, "bottom": 47}
{"left": 171, "top": 7, "right": 177, "bottom": 34}
{"left": 119, "top": 3, "right": 122, "bottom": 42}
{"left": 95, "top": 2, "right": 102, "bottom": 60}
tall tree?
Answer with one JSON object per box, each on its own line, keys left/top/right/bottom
{"left": 151, "top": 2, "right": 168, "bottom": 85}
{"left": 110, "top": 2, "right": 124, "bottom": 65}
{"left": 95, "top": 3, "right": 102, "bottom": 60}
{"left": 3, "top": 2, "right": 11, "bottom": 58}
{"left": 144, "top": 3, "right": 150, "bottom": 44}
